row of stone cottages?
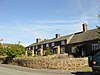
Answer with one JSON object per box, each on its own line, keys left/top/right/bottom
{"left": 26, "top": 23, "right": 100, "bottom": 57}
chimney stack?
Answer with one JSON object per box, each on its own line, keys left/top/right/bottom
{"left": 0, "top": 39, "right": 3, "bottom": 45}
{"left": 55, "top": 34, "right": 61, "bottom": 38}
{"left": 18, "top": 41, "right": 21, "bottom": 45}
{"left": 36, "top": 38, "right": 41, "bottom": 43}
{"left": 82, "top": 23, "right": 88, "bottom": 32}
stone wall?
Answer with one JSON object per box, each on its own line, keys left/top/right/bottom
{"left": 12, "top": 57, "right": 88, "bottom": 70}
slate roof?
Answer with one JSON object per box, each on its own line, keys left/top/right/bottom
{"left": 68, "top": 29, "right": 98, "bottom": 44}
{"left": 27, "top": 34, "right": 73, "bottom": 47}
{"left": 27, "top": 28, "right": 98, "bottom": 47}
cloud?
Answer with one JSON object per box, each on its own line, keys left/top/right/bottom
{"left": 21, "top": 21, "right": 83, "bottom": 41}
{"left": 0, "top": 17, "right": 97, "bottom": 46}
{"left": 33, "top": 20, "right": 81, "bottom": 24}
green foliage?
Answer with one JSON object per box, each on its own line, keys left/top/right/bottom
{"left": 0, "top": 44, "right": 25, "bottom": 58}
{"left": 0, "top": 45, "right": 7, "bottom": 56}
{"left": 27, "top": 50, "right": 32, "bottom": 56}
{"left": 45, "top": 47, "right": 52, "bottom": 56}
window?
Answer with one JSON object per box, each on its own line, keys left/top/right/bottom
{"left": 71, "top": 47, "right": 76, "bottom": 53}
{"left": 29, "top": 47, "right": 31, "bottom": 50}
{"left": 46, "top": 44, "right": 49, "bottom": 47}
{"left": 52, "top": 42, "right": 55, "bottom": 46}
{"left": 41, "top": 45, "right": 43, "bottom": 48}
{"left": 61, "top": 47, "right": 65, "bottom": 54}
{"left": 92, "top": 43, "right": 100, "bottom": 50}
{"left": 61, "top": 41, "right": 65, "bottom": 45}
{"left": 32, "top": 46, "right": 34, "bottom": 50}
{"left": 36, "top": 46, "right": 38, "bottom": 49}
{"left": 33, "top": 47, "right": 34, "bottom": 50}
{"left": 26, "top": 48, "right": 29, "bottom": 50}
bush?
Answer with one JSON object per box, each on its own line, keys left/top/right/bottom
{"left": 0, "top": 44, "right": 25, "bottom": 58}
{"left": 6, "top": 45, "right": 25, "bottom": 58}
{"left": 45, "top": 47, "right": 52, "bottom": 56}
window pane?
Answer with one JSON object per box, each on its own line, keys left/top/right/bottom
{"left": 52, "top": 43, "right": 55, "bottom": 46}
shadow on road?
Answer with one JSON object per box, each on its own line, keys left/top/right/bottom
{"left": 71, "top": 71, "right": 100, "bottom": 75}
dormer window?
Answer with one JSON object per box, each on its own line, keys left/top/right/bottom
{"left": 52, "top": 42, "right": 55, "bottom": 46}
{"left": 61, "top": 40, "right": 65, "bottom": 45}
{"left": 46, "top": 44, "right": 49, "bottom": 47}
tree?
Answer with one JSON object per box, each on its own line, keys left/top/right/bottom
{"left": 0, "top": 45, "right": 7, "bottom": 56}
{"left": 6, "top": 44, "right": 25, "bottom": 58}
{"left": 0, "top": 44, "right": 25, "bottom": 58}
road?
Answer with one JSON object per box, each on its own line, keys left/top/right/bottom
{"left": 0, "top": 64, "right": 100, "bottom": 75}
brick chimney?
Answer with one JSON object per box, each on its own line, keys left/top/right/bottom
{"left": 82, "top": 23, "right": 88, "bottom": 32}
{"left": 36, "top": 38, "right": 41, "bottom": 43}
{"left": 55, "top": 34, "right": 61, "bottom": 38}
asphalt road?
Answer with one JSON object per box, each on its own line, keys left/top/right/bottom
{"left": 0, "top": 64, "right": 71, "bottom": 75}
{"left": 0, "top": 64, "right": 100, "bottom": 75}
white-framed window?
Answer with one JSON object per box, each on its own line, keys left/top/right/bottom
{"left": 92, "top": 43, "right": 100, "bottom": 50}
{"left": 41, "top": 45, "right": 43, "bottom": 48}
{"left": 52, "top": 42, "right": 55, "bottom": 46}
{"left": 36, "top": 46, "right": 38, "bottom": 49}
{"left": 26, "top": 47, "right": 29, "bottom": 50}
{"left": 61, "top": 47, "right": 65, "bottom": 54}
{"left": 46, "top": 44, "right": 49, "bottom": 47}
{"left": 71, "top": 47, "right": 76, "bottom": 53}
{"left": 29, "top": 47, "right": 31, "bottom": 50}
{"left": 61, "top": 40, "right": 65, "bottom": 45}
{"left": 32, "top": 46, "right": 34, "bottom": 50}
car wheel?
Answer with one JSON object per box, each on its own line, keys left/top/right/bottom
{"left": 92, "top": 68, "right": 97, "bottom": 72}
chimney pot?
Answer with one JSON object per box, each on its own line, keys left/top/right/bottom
{"left": 18, "top": 41, "right": 21, "bottom": 45}
{"left": 55, "top": 34, "right": 61, "bottom": 38}
{"left": 0, "top": 39, "right": 3, "bottom": 45}
{"left": 36, "top": 38, "right": 41, "bottom": 43}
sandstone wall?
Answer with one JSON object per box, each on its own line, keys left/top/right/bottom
{"left": 12, "top": 57, "right": 88, "bottom": 70}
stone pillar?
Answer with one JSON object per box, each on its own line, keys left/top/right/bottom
{"left": 57, "top": 46, "right": 60, "bottom": 54}
{"left": 40, "top": 48, "right": 43, "bottom": 56}
{"left": 32, "top": 50, "right": 34, "bottom": 56}
{"left": 25, "top": 50, "right": 28, "bottom": 56}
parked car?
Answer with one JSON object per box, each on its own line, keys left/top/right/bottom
{"left": 88, "top": 51, "right": 100, "bottom": 72}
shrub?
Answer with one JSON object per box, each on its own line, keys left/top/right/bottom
{"left": 0, "top": 44, "right": 25, "bottom": 58}
{"left": 45, "top": 47, "right": 52, "bottom": 56}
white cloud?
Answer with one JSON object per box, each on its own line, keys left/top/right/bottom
{"left": 33, "top": 19, "right": 82, "bottom": 24}
{"left": 0, "top": 18, "right": 96, "bottom": 46}
{"left": 20, "top": 21, "right": 83, "bottom": 41}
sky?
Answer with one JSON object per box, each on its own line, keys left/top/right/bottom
{"left": 0, "top": 0, "right": 100, "bottom": 46}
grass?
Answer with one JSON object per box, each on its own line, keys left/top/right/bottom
{"left": 83, "top": 67, "right": 92, "bottom": 72}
